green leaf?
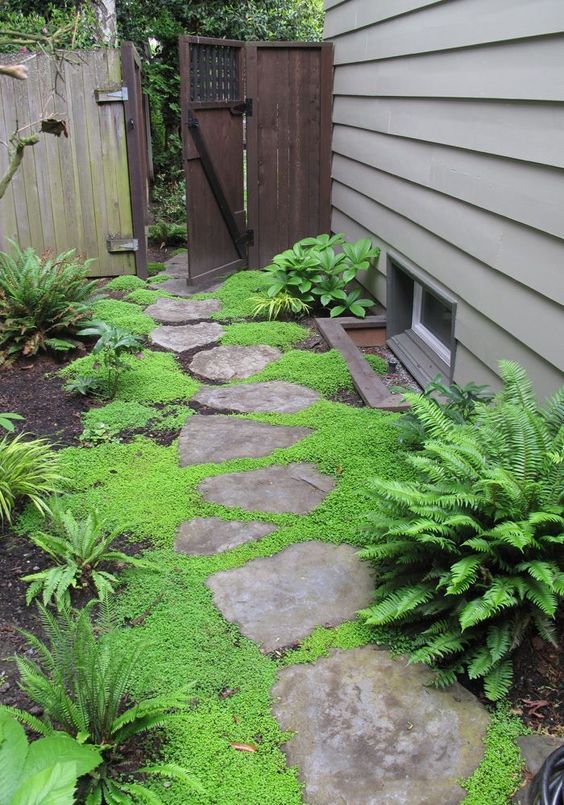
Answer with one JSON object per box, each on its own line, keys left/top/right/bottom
{"left": 348, "top": 303, "right": 367, "bottom": 318}
{"left": 0, "top": 709, "right": 28, "bottom": 804}
{"left": 483, "top": 659, "right": 513, "bottom": 701}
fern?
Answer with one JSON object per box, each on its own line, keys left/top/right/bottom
{"left": 361, "top": 362, "right": 563, "bottom": 700}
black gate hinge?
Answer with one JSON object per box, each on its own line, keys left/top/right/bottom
{"left": 231, "top": 98, "right": 253, "bottom": 117}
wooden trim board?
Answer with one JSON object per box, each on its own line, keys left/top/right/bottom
{"left": 315, "top": 316, "right": 409, "bottom": 411}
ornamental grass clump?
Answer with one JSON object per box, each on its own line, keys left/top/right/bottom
{"left": 0, "top": 241, "right": 99, "bottom": 364}
{"left": 0, "top": 431, "right": 62, "bottom": 523}
{"left": 361, "top": 361, "right": 564, "bottom": 701}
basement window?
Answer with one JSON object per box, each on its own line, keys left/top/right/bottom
{"left": 387, "top": 260, "right": 456, "bottom": 386}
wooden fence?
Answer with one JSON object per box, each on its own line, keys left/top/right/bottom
{"left": 0, "top": 46, "right": 147, "bottom": 277}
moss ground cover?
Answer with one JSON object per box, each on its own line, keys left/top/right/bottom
{"left": 105, "top": 275, "right": 146, "bottom": 292}
{"left": 192, "top": 270, "right": 269, "bottom": 320}
{"left": 222, "top": 321, "right": 309, "bottom": 350}
{"left": 14, "top": 267, "right": 527, "bottom": 803}
{"left": 240, "top": 349, "right": 387, "bottom": 394}
{"left": 91, "top": 299, "right": 155, "bottom": 335}
{"left": 125, "top": 288, "right": 178, "bottom": 305}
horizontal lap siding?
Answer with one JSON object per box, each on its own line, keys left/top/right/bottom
{"left": 325, "top": 0, "right": 564, "bottom": 398}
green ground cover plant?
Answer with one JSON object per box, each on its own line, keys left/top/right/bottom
{"left": 240, "top": 349, "right": 387, "bottom": 395}
{"left": 126, "top": 288, "right": 177, "bottom": 305}
{"left": 148, "top": 262, "right": 166, "bottom": 276}
{"left": 360, "top": 362, "right": 564, "bottom": 700}
{"left": 106, "top": 275, "right": 147, "bottom": 293}
{"left": 222, "top": 321, "right": 309, "bottom": 350}
{"left": 0, "top": 243, "right": 98, "bottom": 365}
{"left": 192, "top": 270, "right": 270, "bottom": 320}
{"left": 90, "top": 299, "right": 155, "bottom": 336}
{"left": 61, "top": 350, "right": 200, "bottom": 405}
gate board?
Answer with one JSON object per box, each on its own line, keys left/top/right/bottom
{"left": 180, "top": 36, "right": 247, "bottom": 283}
{"left": 0, "top": 48, "right": 140, "bottom": 277}
{"left": 246, "top": 42, "right": 333, "bottom": 269}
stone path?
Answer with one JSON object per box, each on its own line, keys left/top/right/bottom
{"left": 145, "top": 297, "right": 221, "bottom": 323}
{"left": 148, "top": 276, "right": 194, "bottom": 296}
{"left": 179, "top": 416, "right": 312, "bottom": 465}
{"left": 189, "top": 344, "right": 281, "bottom": 381}
{"left": 150, "top": 321, "right": 224, "bottom": 353}
{"left": 143, "top": 282, "right": 490, "bottom": 804}
{"left": 207, "top": 542, "right": 374, "bottom": 652}
{"left": 192, "top": 380, "right": 320, "bottom": 413}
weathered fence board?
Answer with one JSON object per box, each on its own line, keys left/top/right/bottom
{"left": 0, "top": 49, "right": 136, "bottom": 276}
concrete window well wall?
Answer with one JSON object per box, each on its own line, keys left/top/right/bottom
{"left": 324, "top": 0, "right": 564, "bottom": 399}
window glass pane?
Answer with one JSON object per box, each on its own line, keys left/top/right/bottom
{"left": 420, "top": 289, "right": 452, "bottom": 347}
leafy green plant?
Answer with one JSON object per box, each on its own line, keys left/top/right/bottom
{"left": 262, "top": 234, "right": 379, "bottom": 319}
{"left": 395, "top": 375, "right": 494, "bottom": 449}
{"left": 148, "top": 221, "right": 187, "bottom": 247}
{"left": 0, "top": 432, "right": 62, "bottom": 523}
{"left": 23, "top": 504, "right": 152, "bottom": 610}
{"left": 0, "top": 241, "right": 99, "bottom": 365}
{"left": 13, "top": 604, "right": 200, "bottom": 803}
{"left": 360, "top": 362, "right": 564, "bottom": 701}
{"left": 73, "top": 322, "right": 143, "bottom": 399}
{"left": 0, "top": 708, "right": 102, "bottom": 805}
{"left": 147, "top": 261, "right": 166, "bottom": 276}
{"left": 0, "top": 412, "right": 23, "bottom": 432}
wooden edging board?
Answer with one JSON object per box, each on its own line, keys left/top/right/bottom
{"left": 315, "top": 316, "right": 410, "bottom": 412}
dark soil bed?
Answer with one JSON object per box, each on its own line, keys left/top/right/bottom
{"left": 0, "top": 352, "right": 90, "bottom": 447}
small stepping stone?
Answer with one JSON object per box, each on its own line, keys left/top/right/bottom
{"left": 199, "top": 463, "right": 335, "bottom": 514}
{"left": 175, "top": 517, "right": 277, "bottom": 556}
{"left": 145, "top": 297, "right": 220, "bottom": 324}
{"left": 150, "top": 322, "right": 224, "bottom": 353}
{"left": 179, "top": 416, "right": 312, "bottom": 465}
{"left": 192, "top": 380, "right": 320, "bottom": 413}
{"left": 207, "top": 542, "right": 374, "bottom": 652}
{"left": 189, "top": 345, "right": 281, "bottom": 381}
{"left": 271, "top": 646, "right": 490, "bottom": 805}
{"left": 148, "top": 277, "right": 193, "bottom": 297}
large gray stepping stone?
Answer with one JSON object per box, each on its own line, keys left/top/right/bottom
{"left": 150, "top": 322, "right": 223, "bottom": 353}
{"left": 146, "top": 297, "right": 220, "bottom": 323}
{"left": 207, "top": 542, "right": 374, "bottom": 652}
{"left": 179, "top": 416, "right": 312, "bottom": 465}
{"left": 192, "top": 380, "right": 320, "bottom": 413}
{"left": 271, "top": 646, "right": 490, "bottom": 805}
{"left": 189, "top": 345, "right": 281, "bottom": 381}
{"left": 199, "top": 463, "right": 335, "bottom": 514}
{"left": 175, "top": 517, "right": 277, "bottom": 556}
{"left": 148, "top": 277, "right": 193, "bottom": 297}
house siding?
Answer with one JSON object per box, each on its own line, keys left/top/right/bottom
{"left": 325, "top": 0, "right": 564, "bottom": 398}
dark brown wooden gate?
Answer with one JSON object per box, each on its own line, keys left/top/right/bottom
{"left": 180, "top": 36, "right": 333, "bottom": 283}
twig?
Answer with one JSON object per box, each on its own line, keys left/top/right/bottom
{"left": 0, "top": 133, "right": 39, "bottom": 200}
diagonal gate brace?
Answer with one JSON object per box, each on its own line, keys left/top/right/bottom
{"left": 188, "top": 114, "right": 250, "bottom": 260}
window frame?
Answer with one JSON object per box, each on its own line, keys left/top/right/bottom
{"left": 411, "top": 282, "right": 452, "bottom": 365}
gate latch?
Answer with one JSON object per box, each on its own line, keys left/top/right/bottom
{"left": 230, "top": 98, "right": 253, "bottom": 117}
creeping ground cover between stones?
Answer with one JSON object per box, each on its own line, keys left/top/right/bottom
{"left": 6, "top": 267, "right": 535, "bottom": 805}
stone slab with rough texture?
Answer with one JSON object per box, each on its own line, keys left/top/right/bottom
{"left": 148, "top": 277, "right": 194, "bottom": 297}
{"left": 175, "top": 517, "right": 277, "bottom": 556}
{"left": 512, "top": 735, "right": 564, "bottom": 804}
{"left": 145, "top": 297, "right": 220, "bottom": 323}
{"left": 189, "top": 345, "right": 281, "bottom": 381}
{"left": 199, "top": 463, "right": 334, "bottom": 514}
{"left": 179, "top": 416, "right": 312, "bottom": 465}
{"left": 207, "top": 542, "right": 374, "bottom": 652}
{"left": 271, "top": 646, "right": 490, "bottom": 805}
{"left": 150, "top": 322, "right": 224, "bottom": 353}
{"left": 192, "top": 380, "right": 320, "bottom": 413}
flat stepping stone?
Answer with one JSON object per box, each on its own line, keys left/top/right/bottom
{"left": 271, "top": 646, "right": 490, "bottom": 805}
{"left": 189, "top": 345, "right": 281, "bottom": 381}
{"left": 175, "top": 517, "right": 277, "bottom": 556}
{"left": 199, "top": 463, "right": 335, "bottom": 514}
{"left": 148, "top": 277, "right": 193, "bottom": 297}
{"left": 192, "top": 380, "right": 320, "bottom": 413}
{"left": 179, "top": 416, "right": 312, "bottom": 465}
{"left": 150, "top": 322, "right": 223, "bottom": 353}
{"left": 207, "top": 542, "right": 374, "bottom": 651}
{"left": 145, "top": 297, "right": 220, "bottom": 324}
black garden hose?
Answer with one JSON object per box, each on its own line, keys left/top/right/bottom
{"left": 528, "top": 745, "right": 564, "bottom": 805}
